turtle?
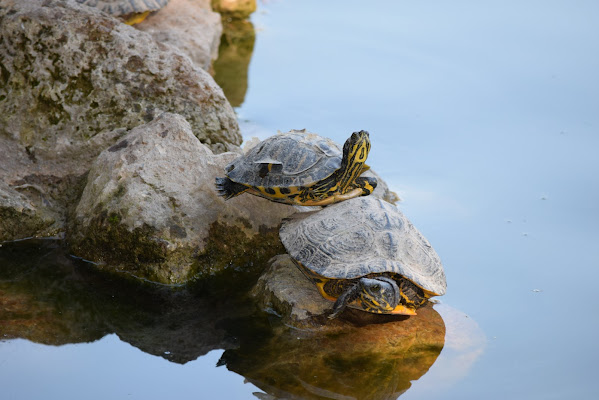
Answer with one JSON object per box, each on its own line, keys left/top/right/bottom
{"left": 75, "top": 0, "right": 170, "bottom": 24}
{"left": 215, "top": 130, "right": 377, "bottom": 206}
{"left": 279, "top": 196, "right": 447, "bottom": 318}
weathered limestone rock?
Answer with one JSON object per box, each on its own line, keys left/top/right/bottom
{"left": 75, "top": 0, "right": 170, "bottom": 17}
{"left": 0, "top": 0, "right": 240, "bottom": 158}
{"left": 136, "top": 0, "right": 222, "bottom": 71}
{"left": 0, "top": 0, "right": 241, "bottom": 241}
{"left": 211, "top": 0, "right": 256, "bottom": 19}
{"left": 69, "top": 113, "right": 295, "bottom": 283}
{"left": 0, "top": 181, "right": 58, "bottom": 242}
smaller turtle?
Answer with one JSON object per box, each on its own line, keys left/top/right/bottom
{"left": 76, "top": 0, "right": 170, "bottom": 24}
{"left": 279, "top": 196, "right": 447, "bottom": 318}
{"left": 215, "top": 130, "right": 377, "bottom": 206}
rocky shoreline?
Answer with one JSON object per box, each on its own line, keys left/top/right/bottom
{"left": 1, "top": 0, "right": 403, "bottom": 326}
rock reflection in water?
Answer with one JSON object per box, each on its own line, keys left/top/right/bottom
{"left": 1, "top": 239, "right": 453, "bottom": 400}
{"left": 220, "top": 305, "right": 446, "bottom": 400}
{"left": 0, "top": 239, "right": 247, "bottom": 363}
{"left": 213, "top": 19, "right": 256, "bottom": 107}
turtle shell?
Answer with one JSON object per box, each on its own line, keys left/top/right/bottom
{"left": 279, "top": 196, "right": 447, "bottom": 296}
{"left": 225, "top": 130, "right": 343, "bottom": 189}
{"left": 76, "top": 0, "right": 169, "bottom": 16}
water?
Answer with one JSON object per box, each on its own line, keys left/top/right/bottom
{"left": 2, "top": 0, "right": 599, "bottom": 399}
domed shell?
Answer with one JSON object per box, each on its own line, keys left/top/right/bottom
{"left": 225, "top": 130, "right": 342, "bottom": 189}
{"left": 279, "top": 196, "right": 447, "bottom": 296}
{"left": 76, "top": 0, "right": 169, "bottom": 16}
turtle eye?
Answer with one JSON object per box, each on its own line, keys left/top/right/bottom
{"left": 372, "top": 284, "right": 380, "bottom": 291}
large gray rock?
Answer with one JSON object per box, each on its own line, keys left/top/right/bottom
{"left": 0, "top": 0, "right": 241, "bottom": 241}
{"left": 69, "top": 113, "right": 295, "bottom": 283}
{"left": 136, "top": 0, "right": 222, "bottom": 71}
{"left": 0, "top": 0, "right": 240, "bottom": 157}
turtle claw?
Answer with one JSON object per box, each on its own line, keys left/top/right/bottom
{"left": 327, "top": 303, "right": 346, "bottom": 319}
{"left": 327, "top": 283, "right": 360, "bottom": 319}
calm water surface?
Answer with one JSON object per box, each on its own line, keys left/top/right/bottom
{"left": 2, "top": 1, "right": 599, "bottom": 399}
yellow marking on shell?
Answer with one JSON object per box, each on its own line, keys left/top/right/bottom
{"left": 315, "top": 280, "right": 338, "bottom": 302}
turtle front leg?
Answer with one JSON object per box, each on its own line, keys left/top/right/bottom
{"left": 353, "top": 176, "right": 378, "bottom": 196}
{"left": 328, "top": 283, "right": 361, "bottom": 319}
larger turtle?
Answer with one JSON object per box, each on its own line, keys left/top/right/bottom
{"left": 215, "top": 130, "right": 377, "bottom": 206}
{"left": 279, "top": 196, "right": 447, "bottom": 318}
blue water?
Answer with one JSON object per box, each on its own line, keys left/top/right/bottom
{"left": 2, "top": 0, "right": 599, "bottom": 399}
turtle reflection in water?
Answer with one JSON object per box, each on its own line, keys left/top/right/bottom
{"left": 220, "top": 304, "right": 446, "bottom": 400}
{"left": 215, "top": 130, "right": 377, "bottom": 206}
{"left": 280, "top": 196, "right": 447, "bottom": 318}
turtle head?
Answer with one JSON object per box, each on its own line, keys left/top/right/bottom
{"left": 342, "top": 130, "right": 371, "bottom": 164}
{"left": 338, "top": 131, "right": 371, "bottom": 191}
{"left": 356, "top": 276, "right": 400, "bottom": 314}
{"left": 328, "top": 275, "right": 401, "bottom": 319}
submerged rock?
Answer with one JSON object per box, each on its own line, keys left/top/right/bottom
{"left": 136, "top": 0, "right": 222, "bottom": 71}
{"left": 68, "top": 113, "right": 295, "bottom": 284}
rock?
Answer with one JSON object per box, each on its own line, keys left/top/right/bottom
{"left": 0, "top": 0, "right": 241, "bottom": 241}
{"left": 68, "top": 113, "right": 295, "bottom": 284}
{"left": 251, "top": 254, "right": 332, "bottom": 327}
{"left": 213, "top": 18, "right": 255, "bottom": 107}
{"left": 75, "top": 0, "right": 170, "bottom": 17}
{"left": 211, "top": 0, "right": 256, "bottom": 19}
{"left": 0, "top": 0, "right": 240, "bottom": 157}
{"left": 0, "top": 181, "right": 58, "bottom": 242}
{"left": 136, "top": 0, "right": 222, "bottom": 71}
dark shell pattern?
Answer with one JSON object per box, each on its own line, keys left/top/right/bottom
{"left": 225, "top": 130, "right": 343, "bottom": 189}
{"left": 76, "top": 0, "right": 169, "bottom": 16}
{"left": 279, "top": 196, "right": 447, "bottom": 296}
